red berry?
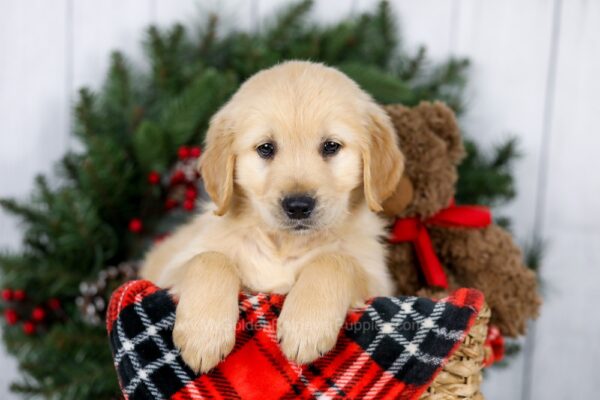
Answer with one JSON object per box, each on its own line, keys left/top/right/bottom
{"left": 48, "top": 298, "right": 61, "bottom": 311}
{"left": 22, "top": 321, "right": 36, "bottom": 335}
{"left": 190, "top": 147, "right": 201, "bottom": 158}
{"left": 13, "top": 290, "right": 26, "bottom": 301}
{"left": 185, "top": 187, "right": 197, "bottom": 200}
{"left": 4, "top": 309, "right": 18, "bottom": 325}
{"left": 178, "top": 146, "right": 190, "bottom": 160}
{"left": 128, "top": 218, "right": 143, "bottom": 233}
{"left": 183, "top": 199, "right": 195, "bottom": 211}
{"left": 31, "top": 307, "right": 46, "bottom": 322}
{"left": 164, "top": 198, "right": 178, "bottom": 210}
{"left": 153, "top": 234, "right": 168, "bottom": 244}
{"left": 1, "top": 289, "right": 13, "bottom": 301}
{"left": 147, "top": 171, "right": 161, "bottom": 185}
{"left": 170, "top": 170, "right": 186, "bottom": 185}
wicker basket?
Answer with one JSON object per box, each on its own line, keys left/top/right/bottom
{"left": 420, "top": 303, "right": 491, "bottom": 400}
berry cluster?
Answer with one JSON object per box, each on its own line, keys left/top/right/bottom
{"left": 128, "top": 146, "right": 203, "bottom": 235}
{"left": 2, "top": 288, "right": 62, "bottom": 335}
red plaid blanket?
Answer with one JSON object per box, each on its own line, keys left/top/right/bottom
{"left": 107, "top": 280, "right": 484, "bottom": 400}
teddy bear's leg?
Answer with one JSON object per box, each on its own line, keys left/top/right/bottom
{"left": 277, "top": 253, "right": 368, "bottom": 364}
{"left": 171, "top": 251, "right": 240, "bottom": 373}
{"left": 431, "top": 225, "right": 541, "bottom": 337}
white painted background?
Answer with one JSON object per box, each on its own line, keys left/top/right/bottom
{"left": 0, "top": 1, "right": 598, "bottom": 399}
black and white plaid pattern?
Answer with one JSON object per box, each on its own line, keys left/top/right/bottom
{"left": 110, "top": 289, "right": 285, "bottom": 399}
{"left": 346, "top": 295, "right": 473, "bottom": 385}
{"left": 110, "top": 289, "right": 197, "bottom": 399}
{"left": 108, "top": 281, "right": 482, "bottom": 400}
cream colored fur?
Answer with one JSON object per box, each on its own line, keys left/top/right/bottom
{"left": 140, "top": 61, "right": 404, "bottom": 373}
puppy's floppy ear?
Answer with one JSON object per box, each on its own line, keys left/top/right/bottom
{"left": 362, "top": 103, "right": 405, "bottom": 212}
{"left": 198, "top": 111, "right": 235, "bottom": 216}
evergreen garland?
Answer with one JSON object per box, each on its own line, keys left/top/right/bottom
{"left": 0, "top": 1, "right": 525, "bottom": 397}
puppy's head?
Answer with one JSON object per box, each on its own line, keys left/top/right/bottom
{"left": 200, "top": 61, "right": 404, "bottom": 233}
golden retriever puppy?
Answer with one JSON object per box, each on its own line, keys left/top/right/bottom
{"left": 140, "top": 61, "right": 404, "bottom": 373}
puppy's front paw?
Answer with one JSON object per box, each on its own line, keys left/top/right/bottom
{"left": 173, "top": 299, "right": 238, "bottom": 374}
{"left": 277, "top": 297, "right": 346, "bottom": 364}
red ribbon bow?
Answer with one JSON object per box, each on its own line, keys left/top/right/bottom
{"left": 389, "top": 200, "right": 492, "bottom": 288}
{"left": 483, "top": 325, "right": 505, "bottom": 366}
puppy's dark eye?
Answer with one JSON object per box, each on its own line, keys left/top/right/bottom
{"left": 322, "top": 141, "right": 341, "bottom": 156}
{"left": 257, "top": 142, "right": 276, "bottom": 159}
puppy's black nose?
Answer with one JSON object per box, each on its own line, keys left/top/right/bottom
{"left": 282, "top": 195, "right": 316, "bottom": 220}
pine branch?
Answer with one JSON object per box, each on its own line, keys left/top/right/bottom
{"left": 56, "top": 152, "right": 83, "bottom": 186}
{"left": 0, "top": 198, "right": 47, "bottom": 225}
{"left": 33, "top": 175, "right": 54, "bottom": 208}
{"left": 492, "top": 137, "right": 521, "bottom": 168}
{"left": 339, "top": 63, "right": 416, "bottom": 104}
{"left": 413, "top": 57, "right": 470, "bottom": 114}
{"left": 159, "top": 69, "right": 237, "bottom": 147}
{"left": 397, "top": 46, "right": 427, "bottom": 81}
{"left": 456, "top": 137, "right": 519, "bottom": 206}
{"left": 0, "top": 1, "right": 536, "bottom": 396}
{"left": 265, "top": 0, "right": 314, "bottom": 47}
{"left": 368, "top": 0, "right": 397, "bottom": 67}
{"left": 100, "top": 52, "right": 134, "bottom": 137}
{"left": 524, "top": 235, "right": 545, "bottom": 274}
{"left": 73, "top": 88, "right": 102, "bottom": 141}
{"left": 198, "top": 14, "right": 219, "bottom": 56}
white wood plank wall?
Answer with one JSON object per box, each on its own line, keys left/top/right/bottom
{"left": 1, "top": 1, "right": 598, "bottom": 399}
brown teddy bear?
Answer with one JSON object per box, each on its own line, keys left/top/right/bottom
{"left": 382, "top": 101, "right": 541, "bottom": 337}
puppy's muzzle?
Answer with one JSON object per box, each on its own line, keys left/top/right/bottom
{"left": 281, "top": 194, "right": 316, "bottom": 220}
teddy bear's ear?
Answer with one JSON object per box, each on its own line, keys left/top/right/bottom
{"left": 381, "top": 175, "right": 414, "bottom": 217}
{"left": 416, "top": 101, "right": 465, "bottom": 165}
{"left": 382, "top": 102, "right": 463, "bottom": 218}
